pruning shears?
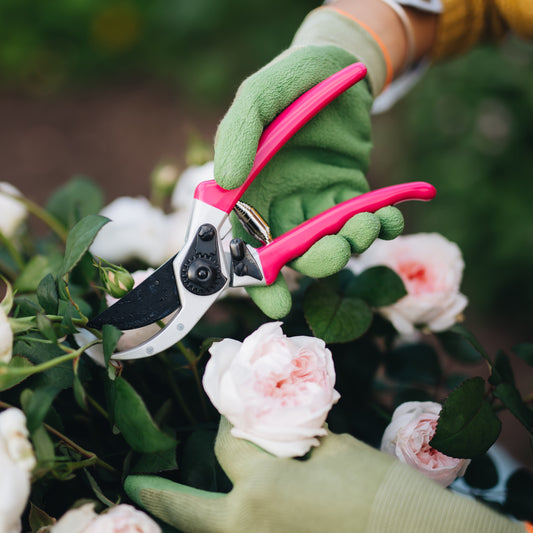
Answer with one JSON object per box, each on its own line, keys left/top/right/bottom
{"left": 88, "top": 63, "right": 436, "bottom": 360}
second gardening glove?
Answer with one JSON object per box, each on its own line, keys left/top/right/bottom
{"left": 213, "top": 8, "right": 404, "bottom": 319}
{"left": 125, "top": 417, "right": 527, "bottom": 533}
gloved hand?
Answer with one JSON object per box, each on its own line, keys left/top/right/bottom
{"left": 213, "top": 7, "right": 404, "bottom": 319}
{"left": 125, "top": 417, "right": 525, "bottom": 533}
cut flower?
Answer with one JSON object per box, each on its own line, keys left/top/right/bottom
{"left": 348, "top": 233, "right": 468, "bottom": 334}
{"left": 381, "top": 401, "right": 470, "bottom": 487}
{"left": 203, "top": 321, "right": 340, "bottom": 457}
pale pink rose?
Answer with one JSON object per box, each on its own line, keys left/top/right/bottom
{"left": 381, "top": 401, "right": 470, "bottom": 486}
{"left": 0, "top": 408, "right": 35, "bottom": 533}
{"left": 348, "top": 233, "right": 468, "bottom": 335}
{"left": 51, "top": 503, "right": 161, "bottom": 533}
{"left": 203, "top": 321, "right": 340, "bottom": 457}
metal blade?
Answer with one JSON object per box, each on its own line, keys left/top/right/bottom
{"left": 87, "top": 255, "right": 180, "bottom": 330}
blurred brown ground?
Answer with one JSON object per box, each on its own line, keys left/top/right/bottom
{"left": 1, "top": 82, "right": 531, "bottom": 469}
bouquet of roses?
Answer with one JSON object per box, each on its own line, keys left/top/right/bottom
{"left": 0, "top": 163, "right": 532, "bottom": 533}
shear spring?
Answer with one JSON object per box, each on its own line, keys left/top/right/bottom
{"left": 234, "top": 201, "right": 273, "bottom": 244}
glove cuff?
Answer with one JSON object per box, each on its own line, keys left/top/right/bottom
{"left": 291, "top": 7, "right": 392, "bottom": 96}
{"left": 367, "top": 460, "right": 525, "bottom": 533}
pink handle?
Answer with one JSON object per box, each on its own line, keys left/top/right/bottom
{"left": 194, "top": 63, "right": 368, "bottom": 212}
{"left": 258, "top": 181, "right": 437, "bottom": 284}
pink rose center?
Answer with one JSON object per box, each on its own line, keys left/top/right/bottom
{"left": 254, "top": 350, "right": 324, "bottom": 406}
{"left": 406, "top": 417, "right": 457, "bottom": 469}
{"left": 397, "top": 260, "right": 436, "bottom": 294}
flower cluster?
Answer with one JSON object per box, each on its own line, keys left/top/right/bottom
{"left": 1, "top": 169, "right": 531, "bottom": 532}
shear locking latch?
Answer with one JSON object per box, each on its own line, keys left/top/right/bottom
{"left": 180, "top": 224, "right": 227, "bottom": 296}
{"left": 230, "top": 238, "right": 263, "bottom": 281}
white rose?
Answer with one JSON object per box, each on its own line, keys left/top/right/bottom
{"left": 0, "top": 408, "right": 36, "bottom": 533}
{"left": 0, "top": 183, "right": 27, "bottom": 239}
{"left": 348, "top": 233, "right": 468, "bottom": 335}
{"left": 170, "top": 161, "right": 213, "bottom": 212}
{"left": 51, "top": 503, "right": 161, "bottom": 533}
{"left": 90, "top": 197, "right": 171, "bottom": 266}
{"left": 203, "top": 321, "right": 340, "bottom": 457}
{"left": 0, "top": 306, "right": 13, "bottom": 363}
{"left": 381, "top": 401, "right": 470, "bottom": 487}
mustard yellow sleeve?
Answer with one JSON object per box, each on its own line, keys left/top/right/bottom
{"left": 431, "top": 0, "right": 533, "bottom": 61}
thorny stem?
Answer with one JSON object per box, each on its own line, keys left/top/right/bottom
{"left": 1, "top": 340, "right": 100, "bottom": 377}
{"left": 178, "top": 341, "right": 209, "bottom": 420}
{"left": 44, "top": 424, "right": 118, "bottom": 474}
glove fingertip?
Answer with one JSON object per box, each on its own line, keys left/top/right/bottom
{"left": 376, "top": 206, "right": 404, "bottom": 240}
{"left": 339, "top": 212, "right": 380, "bottom": 254}
{"left": 246, "top": 277, "right": 292, "bottom": 319}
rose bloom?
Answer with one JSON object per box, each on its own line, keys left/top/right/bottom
{"left": 348, "top": 233, "right": 468, "bottom": 335}
{"left": 51, "top": 503, "right": 161, "bottom": 533}
{"left": 0, "top": 182, "right": 27, "bottom": 239}
{"left": 381, "top": 401, "right": 470, "bottom": 487}
{"left": 0, "top": 306, "right": 13, "bottom": 363}
{"left": 0, "top": 408, "right": 36, "bottom": 533}
{"left": 203, "top": 321, "right": 340, "bottom": 457}
{"left": 90, "top": 197, "right": 172, "bottom": 266}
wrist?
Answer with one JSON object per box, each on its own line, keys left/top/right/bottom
{"left": 291, "top": 7, "right": 392, "bottom": 96}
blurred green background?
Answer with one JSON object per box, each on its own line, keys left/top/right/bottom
{"left": 1, "top": 0, "right": 532, "bottom": 329}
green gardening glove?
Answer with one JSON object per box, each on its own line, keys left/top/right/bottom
{"left": 125, "top": 417, "right": 525, "bottom": 533}
{"left": 213, "top": 8, "right": 405, "bottom": 319}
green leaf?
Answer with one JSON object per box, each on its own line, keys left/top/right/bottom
{"left": 447, "top": 324, "right": 492, "bottom": 365}
{"left": 46, "top": 176, "right": 104, "bottom": 228}
{"left": 304, "top": 278, "right": 372, "bottom": 344}
{"left": 113, "top": 377, "right": 177, "bottom": 453}
{"left": 512, "top": 343, "right": 533, "bottom": 366}
{"left": 73, "top": 374, "right": 88, "bottom": 411}
{"left": 463, "top": 453, "right": 499, "bottom": 490}
{"left": 102, "top": 324, "right": 122, "bottom": 365}
{"left": 0, "top": 356, "right": 34, "bottom": 391}
{"left": 131, "top": 446, "right": 179, "bottom": 474}
{"left": 493, "top": 382, "right": 533, "bottom": 434}
{"left": 29, "top": 503, "right": 55, "bottom": 532}
{"left": 30, "top": 424, "right": 55, "bottom": 463}
{"left": 346, "top": 266, "right": 407, "bottom": 307}
{"left": 430, "top": 377, "right": 501, "bottom": 458}
{"left": 58, "top": 215, "right": 109, "bottom": 278}
{"left": 14, "top": 255, "right": 58, "bottom": 293}
{"left": 489, "top": 350, "right": 515, "bottom": 386}
{"left": 36, "top": 313, "right": 57, "bottom": 343}
{"left": 385, "top": 343, "right": 441, "bottom": 386}
{"left": 435, "top": 330, "right": 483, "bottom": 364}
{"left": 504, "top": 468, "right": 533, "bottom": 522}
{"left": 37, "top": 274, "right": 59, "bottom": 315}
{"left": 22, "top": 386, "right": 61, "bottom": 433}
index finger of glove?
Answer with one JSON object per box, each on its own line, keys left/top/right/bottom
{"left": 215, "top": 417, "right": 276, "bottom": 483}
{"left": 214, "top": 46, "right": 358, "bottom": 189}
{"left": 125, "top": 475, "right": 229, "bottom": 533}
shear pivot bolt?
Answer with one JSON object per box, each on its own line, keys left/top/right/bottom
{"left": 198, "top": 224, "right": 215, "bottom": 241}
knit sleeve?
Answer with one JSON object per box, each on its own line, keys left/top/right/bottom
{"left": 431, "top": 0, "right": 533, "bottom": 61}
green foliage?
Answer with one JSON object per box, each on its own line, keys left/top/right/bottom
{"left": 0, "top": 0, "right": 318, "bottom": 103}
{"left": 0, "top": 174, "right": 531, "bottom": 528}
{"left": 384, "top": 38, "right": 533, "bottom": 319}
